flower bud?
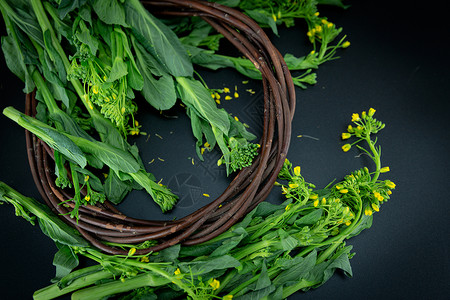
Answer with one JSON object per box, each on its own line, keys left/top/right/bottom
{"left": 342, "top": 144, "right": 351, "bottom": 152}
{"left": 341, "top": 132, "right": 351, "bottom": 140}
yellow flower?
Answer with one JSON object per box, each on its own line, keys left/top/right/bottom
{"left": 92, "top": 85, "right": 99, "bottom": 94}
{"left": 309, "top": 194, "right": 318, "bottom": 200}
{"left": 211, "top": 93, "right": 216, "bottom": 99}
{"left": 289, "top": 183, "right": 298, "bottom": 189}
{"left": 343, "top": 206, "right": 350, "bottom": 214}
{"left": 272, "top": 14, "right": 277, "bottom": 22}
{"left": 314, "top": 12, "right": 320, "bottom": 17}
{"left": 140, "top": 256, "right": 149, "bottom": 263}
{"left": 234, "top": 116, "right": 239, "bottom": 122}
{"left": 281, "top": 186, "right": 288, "bottom": 195}
{"left": 234, "top": 91, "right": 239, "bottom": 98}
{"left": 387, "top": 190, "right": 392, "bottom": 195}
{"left": 313, "top": 199, "right": 319, "bottom": 207}
{"left": 342, "top": 144, "right": 351, "bottom": 152}
{"left": 364, "top": 207, "right": 373, "bottom": 216}
{"left": 345, "top": 220, "right": 352, "bottom": 226}
{"left": 336, "top": 184, "right": 343, "bottom": 190}
{"left": 285, "top": 204, "right": 292, "bottom": 211}
{"left": 223, "top": 87, "right": 230, "bottom": 93}
{"left": 215, "top": 93, "right": 221, "bottom": 99}
{"left": 351, "top": 113, "right": 360, "bottom": 122}
{"left": 380, "top": 166, "right": 390, "bottom": 173}
{"left": 368, "top": 108, "right": 376, "bottom": 117}
{"left": 84, "top": 195, "right": 90, "bottom": 201}
{"left": 341, "top": 132, "right": 351, "bottom": 140}
{"left": 223, "top": 295, "right": 233, "bottom": 300}
{"left": 203, "top": 193, "right": 210, "bottom": 197}
{"left": 347, "top": 125, "right": 354, "bottom": 133}
{"left": 310, "top": 50, "right": 315, "bottom": 55}
{"left": 321, "top": 19, "right": 328, "bottom": 25}
{"left": 340, "top": 189, "right": 349, "bottom": 194}
{"left": 216, "top": 99, "right": 221, "bottom": 105}
{"left": 321, "top": 197, "right": 327, "bottom": 205}
{"left": 174, "top": 268, "right": 181, "bottom": 275}
{"left": 84, "top": 175, "right": 90, "bottom": 182}
{"left": 361, "top": 111, "right": 367, "bottom": 118}
{"left": 342, "top": 41, "right": 351, "bottom": 48}
{"left": 128, "top": 248, "right": 136, "bottom": 256}
{"left": 371, "top": 203, "right": 380, "bottom": 212}
{"left": 225, "top": 95, "right": 232, "bottom": 100}
{"left": 210, "top": 279, "right": 220, "bottom": 290}
{"left": 315, "top": 25, "right": 322, "bottom": 33}
{"left": 327, "top": 22, "right": 333, "bottom": 28}
{"left": 294, "top": 166, "right": 301, "bottom": 176}
{"left": 204, "top": 142, "right": 210, "bottom": 148}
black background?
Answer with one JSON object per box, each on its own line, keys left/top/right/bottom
{"left": 1, "top": 1, "right": 449, "bottom": 299}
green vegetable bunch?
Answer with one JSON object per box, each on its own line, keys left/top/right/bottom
{"left": 174, "top": 0, "right": 350, "bottom": 89}
{"left": 0, "top": 109, "right": 395, "bottom": 299}
{"left": 0, "top": 0, "right": 264, "bottom": 215}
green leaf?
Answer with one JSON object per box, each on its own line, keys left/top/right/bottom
{"left": 132, "top": 39, "right": 167, "bottom": 76}
{"left": 103, "top": 170, "right": 133, "bottom": 204}
{"left": 43, "top": 30, "right": 67, "bottom": 86}
{"left": 317, "top": 0, "right": 351, "bottom": 9}
{"left": 9, "top": 111, "right": 88, "bottom": 168}
{"left": 278, "top": 229, "right": 299, "bottom": 251}
{"left": 49, "top": 110, "right": 94, "bottom": 141}
{"left": 187, "top": 46, "right": 234, "bottom": 71}
{"left": 52, "top": 245, "right": 80, "bottom": 283}
{"left": 90, "top": 114, "right": 127, "bottom": 150}
{"left": 347, "top": 215, "right": 373, "bottom": 238}
{"left": 126, "top": 59, "right": 144, "bottom": 91}
{"left": 125, "top": 0, "right": 193, "bottom": 77}
{"left": 0, "top": 181, "right": 88, "bottom": 248}
{"left": 179, "top": 241, "right": 223, "bottom": 258}
{"left": 273, "top": 250, "right": 317, "bottom": 285}
{"left": 57, "top": 0, "right": 87, "bottom": 18}
{"left": 151, "top": 245, "right": 180, "bottom": 263}
{"left": 179, "top": 255, "right": 240, "bottom": 275}
{"left": 38, "top": 217, "right": 88, "bottom": 247}
{"left": 283, "top": 53, "right": 317, "bottom": 70}
{"left": 75, "top": 24, "right": 99, "bottom": 56}
{"left": 210, "top": 228, "right": 248, "bottom": 257}
{"left": 1, "top": 34, "right": 35, "bottom": 93}
{"left": 235, "top": 286, "right": 276, "bottom": 300}
{"left": 92, "top": 0, "right": 128, "bottom": 27}
{"left": 108, "top": 57, "right": 128, "bottom": 82}
{"left": 176, "top": 77, "right": 230, "bottom": 134}
{"left": 140, "top": 71, "right": 176, "bottom": 110}
{"left": 296, "top": 209, "right": 323, "bottom": 226}
{"left": 72, "top": 136, "right": 140, "bottom": 173}
{"left": 255, "top": 261, "right": 272, "bottom": 290}
{"left": 4, "top": 0, "right": 45, "bottom": 48}
{"left": 244, "top": 9, "right": 278, "bottom": 35}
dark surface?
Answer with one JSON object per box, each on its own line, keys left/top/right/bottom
{"left": 1, "top": 1, "right": 449, "bottom": 299}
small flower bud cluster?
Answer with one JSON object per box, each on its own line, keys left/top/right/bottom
{"left": 341, "top": 108, "right": 386, "bottom": 152}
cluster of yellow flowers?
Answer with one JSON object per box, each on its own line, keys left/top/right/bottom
{"left": 170, "top": 268, "right": 233, "bottom": 299}
{"left": 341, "top": 108, "right": 385, "bottom": 152}
{"left": 211, "top": 85, "right": 240, "bottom": 104}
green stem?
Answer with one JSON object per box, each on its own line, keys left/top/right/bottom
{"left": 367, "top": 135, "right": 381, "bottom": 184}
{"left": 232, "top": 239, "right": 275, "bottom": 261}
{"left": 30, "top": 67, "right": 60, "bottom": 114}
{"left": 281, "top": 279, "right": 319, "bottom": 299}
{"left": 71, "top": 272, "right": 170, "bottom": 300}
{"left": 33, "top": 266, "right": 112, "bottom": 300}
